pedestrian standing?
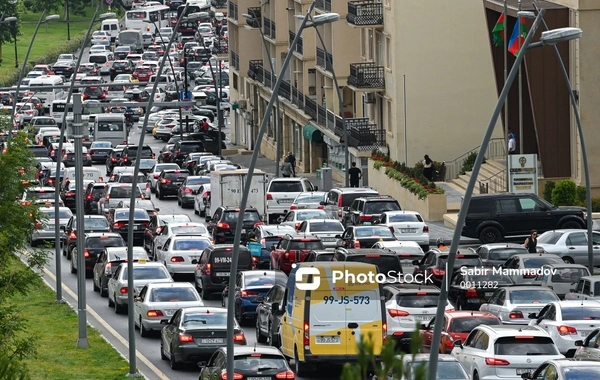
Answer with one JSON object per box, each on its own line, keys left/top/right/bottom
{"left": 422, "top": 154, "right": 434, "bottom": 181}
{"left": 281, "top": 157, "right": 292, "bottom": 178}
{"left": 287, "top": 151, "right": 296, "bottom": 177}
{"left": 348, "top": 162, "right": 362, "bottom": 188}
{"left": 508, "top": 133, "right": 516, "bottom": 154}
{"left": 524, "top": 230, "right": 538, "bottom": 253}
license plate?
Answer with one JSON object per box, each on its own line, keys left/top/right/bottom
{"left": 190, "top": 256, "right": 199, "bottom": 262}
{"left": 516, "top": 369, "right": 535, "bottom": 375}
{"left": 581, "top": 332, "right": 588, "bottom": 337}
{"left": 164, "top": 309, "right": 176, "bottom": 316}
{"left": 414, "top": 315, "right": 433, "bottom": 321}
{"left": 400, "top": 228, "right": 417, "bottom": 233}
{"left": 278, "top": 199, "right": 292, "bottom": 204}
{"left": 200, "top": 338, "right": 224, "bottom": 344}
{"left": 174, "top": 182, "right": 182, "bottom": 185}
{"left": 485, "top": 292, "right": 494, "bottom": 297}
{"left": 316, "top": 336, "right": 340, "bottom": 344}
{"left": 216, "top": 272, "right": 229, "bottom": 277}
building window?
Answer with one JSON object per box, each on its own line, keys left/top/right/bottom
{"left": 233, "top": 73, "right": 238, "bottom": 90}
{"left": 386, "top": 36, "right": 391, "bottom": 69}
{"left": 386, "top": 100, "right": 392, "bottom": 132}
{"left": 368, "top": 29, "right": 374, "bottom": 60}
{"left": 361, "top": 29, "right": 366, "bottom": 57}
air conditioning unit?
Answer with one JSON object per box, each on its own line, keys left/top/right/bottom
{"left": 363, "top": 93, "right": 376, "bottom": 104}
{"left": 238, "top": 99, "right": 247, "bottom": 109}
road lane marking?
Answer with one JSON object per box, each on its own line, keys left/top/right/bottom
{"left": 42, "top": 266, "right": 171, "bottom": 380}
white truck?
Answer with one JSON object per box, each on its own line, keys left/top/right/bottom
{"left": 206, "top": 169, "right": 268, "bottom": 221}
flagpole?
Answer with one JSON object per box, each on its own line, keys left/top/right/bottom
{"left": 504, "top": 0, "right": 509, "bottom": 191}
{"left": 518, "top": 0, "right": 523, "bottom": 153}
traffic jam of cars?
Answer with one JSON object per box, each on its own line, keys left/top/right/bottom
{"left": 10, "top": 2, "right": 600, "bottom": 380}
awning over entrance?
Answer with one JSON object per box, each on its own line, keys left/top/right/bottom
{"left": 303, "top": 124, "right": 323, "bottom": 142}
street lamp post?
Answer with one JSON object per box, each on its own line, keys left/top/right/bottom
{"left": 9, "top": 12, "right": 60, "bottom": 138}
{"left": 0, "top": 16, "right": 17, "bottom": 65}
{"left": 224, "top": 4, "right": 340, "bottom": 378}
{"left": 426, "top": 10, "right": 584, "bottom": 380}
{"left": 213, "top": 12, "right": 224, "bottom": 157}
{"left": 53, "top": 5, "right": 115, "bottom": 306}
{"left": 242, "top": 10, "right": 283, "bottom": 176}
{"left": 127, "top": 4, "right": 189, "bottom": 377}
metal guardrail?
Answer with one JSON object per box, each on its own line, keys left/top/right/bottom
{"left": 247, "top": 8, "right": 261, "bottom": 27}
{"left": 316, "top": 47, "right": 333, "bottom": 73}
{"left": 291, "top": 87, "right": 304, "bottom": 109}
{"left": 479, "top": 166, "right": 508, "bottom": 193}
{"left": 248, "top": 60, "right": 263, "bottom": 82}
{"left": 231, "top": 51, "right": 239, "bottom": 70}
{"left": 228, "top": 2, "right": 238, "bottom": 20}
{"left": 444, "top": 137, "right": 506, "bottom": 181}
{"left": 348, "top": 62, "right": 385, "bottom": 89}
{"left": 304, "top": 97, "right": 317, "bottom": 120}
{"left": 264, "top": 18, "right": 275, "bottom": 40}
{"left": 347, "top": 1, "right": 384, "bottom": 26}
{"left": 279, "top": 81, "right": 291, "bottom": 100}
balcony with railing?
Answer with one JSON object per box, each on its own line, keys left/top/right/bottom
{"left": 315, "top": 0, "right": 331, "bottom": 12}
{"left": 264, "top": 18, "right": 276, "bottom": 40}
{"left": 230, "top": 51, "right": 239, "bottom": 71}
{"left": 304, "top": 97, "right": 318, "bottom": 120}
{"left": 348, "top": 62, "right": 385, "bottom": 90}
{"left": 289, "top": 31, "right": 304, "bottom": 55}
{"left": 228, "top": 1, "right": 238, "bottom": 21}
{"left": 211, "top": 0, "right": 227, "bottom": 9}
{"left": 291, "top": 87, "right": 305, "bottom": 109}
{"left": 246, "top": 8, "right": 262, "bottom": 28}
{"left": 346, "top": 1, "right": 383, "bottom": 27}
{"left": 348, "top": 119, "right": 386, "bottom": 151}
{"left": 264, "top": 69, "right": 273, "bottom": 88}
{"left": 248, "top": 60, "right": 263, "bottom": 82}
{"left": 279, "top": 80, "right": 291, "bottom": 100}
{"left": 316, "top": 47, "right": 333, "bottom": 73}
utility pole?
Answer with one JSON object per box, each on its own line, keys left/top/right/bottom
{"left": 73, "top": 93, "right": 88, "bottom": 349}
{"left": 217, "top": 59, "right": 223, "bottom": 157}
{"left": 183, "top": 47, "right": 188, "bottom": 137}
{"left": 66, "top": 0, "right": 71, "bottom": 41}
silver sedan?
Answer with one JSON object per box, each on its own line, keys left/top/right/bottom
{"left": 296, "top": 219, "right": 344, "bottom": 249}
{"left": 479, "top": 286, "right": 560, "bottom": 325}
{"left": 277, "top": 209, "right": 332, "bottom": 230}
{"left": 30, "top": 206, "right": 72, "bottom": 246}
{"left": 536, "top": 229, "right": 600, "bottom": 265}
{"left": 133, "top": 282, "right": 204, "bottom": 337}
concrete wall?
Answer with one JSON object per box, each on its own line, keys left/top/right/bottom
{"left": 384, "top": 1, "right": 503, "bottom": 165}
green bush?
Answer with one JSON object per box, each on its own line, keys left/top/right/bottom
{"left": 543, "top": 181, "right": 556, "bottom": 202}
{"left": 576, "top": 186, "right": 587, "bottom": 205}
{"left": 592, "top": 198, "right": 600, "bottom": 212}
{"left": 551, "top": 179, "right": 577, "bottom": 206}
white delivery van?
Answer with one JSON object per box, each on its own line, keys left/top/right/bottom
{"left": 29, "top": 75, "right": 65, "bottom": 113}
{"left": 101, "top": 19, "right": 120, "bottom": 43}
{"left": 62, "top": 167, "right": 103, "bottom": 186}
{"left": 207, "top": 169, "right": 267, "bottom": 220}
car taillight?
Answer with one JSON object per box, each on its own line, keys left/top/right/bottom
{"left": 423, "top": 226, "right": 429, "bottom": 232}
{"left": 233, "top": 333, "right": 245, "bottom": 342}
{"left": 466, "top": 287, "right": 478, "bottom": 297}
{"left": 69, "top": 232, "right": 76, "bottom": 239}
{"left": 204, "top": 263, "right": 211, "bottom": 275}
{"left": 84, "top": 249, "right": 90, "bottom": 258}
{"left": 509, "top": 311, "right": 524, "bottom": 319}
{"left": 353, "top": 240, "right": 360, "bottom": 248}
{"left": 113, "top": 222, "right": 125, "bottom": 229}
{"left": 388, "top": 309, "right": 409, "bottom": 317}
{"left": 432, "top": 268, "right": 445, "bottom": 277}
{"left": 111, "top": 157, "right": 117, "bottom": 162}
{"left": 240, "top": 290, "right": 259, "bottom": 297}
{"left": 289, "top": 205, "right": 298, "bottom": 210}
{"left": 275, "top": 370, "right": 295, "bottom": 379}
{"left": 266, "top": 193, "right": 273, "bottom": 200}
{"left": 217, "top": 222, "right": 230, "bottom": 229}
{"left": 382, "top": 322, "right": 387, "bottom": 343}
{"left": 120, "top": 287, "right": 128, "bottom": 294}
{"left": 557, "top": 325, "right": 577, "bottom": 335}
{"left": 154, "top": 174, "right": 160, "bottom": 179}
{"left": 147, "top": 310, "right": 164, "bottom": 318}
{"left": 220, "top": 373, "right": 243, "bottom": 380}
{"left": 86, "top": 194, "right": 92, "bottom": 200}
{"left": 317, "top": 205, "right": 324, "bottom": 209}
{"left": 303, "top": 321, "right": 310, "bottom": 348}
{"left": 65, "top": 191, "right": 75, "bottom": 197}
{"left": 160, "top": 179, "right": 171, "bottom": 184}
{"left": 184, "top": 187, "right": 193, "bottom": 193}
{"left": 523, "top": 273, "right": 536, "bottom": 279}
{"left": 360, "top": 215, "right": 373, "bottom": 221}
{"left": 178, "top": 333, "right": 194, "bottom": 343}
{"left": 170, "top": 256, "right": 184, "bottom": 263}
{"left": 295, "top": 222, "right": 301, "bottom": 230}
{"left": 485, "top": 358, "right": 510, "bottom": 366}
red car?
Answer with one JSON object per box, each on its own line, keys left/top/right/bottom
{"left": 420, "top": 311, "right": 501, "bottom": 353}
{"left": 132, "top": 66, "right": 153, "bottom": 81}
{"left": 269, "top": 234, "right": 324, "bottom": 273}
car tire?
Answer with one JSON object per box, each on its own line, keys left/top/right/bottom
{"left": 563, "top": 256, "right": 575, "bottom": 264}
{"left": 150, "top": 183, "right": 156, "bottom": 193}
{"left": 221, "top": 295, "right": 227, "bottom": 308}
{"left": 160, "top": 342, "right": 168, "bottom": 360}
{"left": 114, "top": 296, "right": 124, "bottom": 314}
{"left": 256, "top": 318, "right": 267, "bottom": 343}
{"left": 70, "top": 258, "right": 77, "bottom": 274}
{"left": 200, "top": 208, "right": 205, "bottom": 217}
{"left": 157, "top": 188, "right": 164, "bottom": 200}
{"left": 100, "top": 284, "right": 108, "bottom": 298}
{"left": 201, "top": 283, "right": 210, "bottom": 300}
{"left": 479, "top": 226, "right": 502, "bottom": 243}
{"left": 177, "top": 197, "right": 181, "bottom": 206}
{"left": 140, "top": 317, "right": 150, "bottom": 337}
{"left": 473, "top": 372, "right": 479, "bottom": 380}
{"left": 93, "top": 279, "right": 100, "bottom": 292}
{"left": 561, "top": 220, "right": 583, "bottom": 229}
{"left": 108, "top": 294, "right": 115, "bottom": 307}
{"left": 169, "top": 346, "right": 181, "bottom": 370}
{"left": 294, "top": 346, "right": 311, "bottom": 376}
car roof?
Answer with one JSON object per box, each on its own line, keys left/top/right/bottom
{"left": 578, "top": 275, "right": 600, "bottom": 281}
{"left": 556, "top": 300, "right": 600, "bottom": 307}
{"left": 86, "top": 232, "right": 121, "bottom": 238}
{"left": 339, "top": 248, "right": 395, "bottom": 256}
{"left": 476, "top": 325, "right": 546, "bottom": 337}
{"left": 478, "top": 243, "right": 527, "bottom": 249}
{"left": 401, "top": 354, "right": 458, "bottom": 363}
{"left": 146, "top": 282, "right": 194, "bottom": 289}
{"left": 541, "top": 263, "right": 588, "bottom": 269}
{"left": 505, "top": 285, "right": 555, "bottom": 292}
{"left": 117, "top": 261, "right": 165, "bottom": 269}
{"left": 330, "top": 187, "right": 378, "bottom": 194}
{"left": 105, "top": 246, "right": 145, "bottom": 253}
{"left": 228, "top": 346, "right": 284, "bottom": 357}
{"left": 445, "top": 311, "right": 500, "bottom": 319}
{"left": 165, "top": 222, "right": 205, "bottom": 228}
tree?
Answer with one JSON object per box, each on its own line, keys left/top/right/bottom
{"left": 0, "top": 121, "right": 49, "bottom": 378}
{"left": 0, "top": 0, "right": 21, "bottom": 64}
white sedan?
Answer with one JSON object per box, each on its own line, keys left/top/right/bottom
{"left": 278, "top": 209, "right": 332, "bottom": 230}
{"left": 528, "top": 300, "right": 600, "bottom": 357}
{"left": 536, "top": 229, "right": 600, "bottom": 265}
{"left": 374, "top": 210, "right": 430, "bottom": 251}
{"left": 152, "top": 222, "right": 211, "bottom": 260}
{"left": 296, "top": 219, "right": 344, "bottom": 249}
{"left": 193, "top": 184, "right": 211, "bottom": 217}
{"left": 133, "top": 282, "right": 204, "bottom": 337}
{"left": 155, "top": 236, "right": 212, "bottom": 277}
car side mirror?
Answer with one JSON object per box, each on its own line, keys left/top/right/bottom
{"left": 335, "top": 235, "right": 342, "bottom": 239}
{"left": 270, "top": 245, "right": 276, "bottom": 251}
{"left": 343, "top": 206, "right": 350, "bottom": 211}
{"left": 420, "top": 324, "right": 429, "bottom": 330}
{"left": 256, "top": 296, "right": 265, "bottom": 303}
{"left": 575, "top": 340, "right": 584, "bottom": 346}
{"left": 197, "top": 361, "right": 207, "bottom": 368}
{"left": 272, "top": 302, "right": 281, "bottom": 314}
{"left": 319, "top": 201, "right": 326, "bottom": 206}
{"left": 528, "top": 313, "right": 537, "bottom": 319}
{"left": 160, "top": 319, "right": 169, "bottom": 325}
{"left": 453, "top": 340, "right": 463, "bottom": 348}
{"left": 192, "top": 190, "right": 197, "bottom": 195}
{"left": 60, "top": 226, "right": 65, "bottom": 231}
{"left": 335, "top": 240, "right": 343, "bottom": 248}
{"left": 133, "top": 297, "right": 141, "bottom": 302}
{"left": 277, "top": 216, "right": 284, "bottom": 223}
{"left": 155, "top": 245, "right": 162, "bottom": 251}
{"left": 205, "top": 216, "right": 212, "bottom": 222}
{"left": 412, "top": 260, "right": 420, "bottom": 265}
{"left": 521, "top": 374, "right": 533, "bottom": 380}
{"left": 155, "top": 208, "right": 160, "bottom": 212}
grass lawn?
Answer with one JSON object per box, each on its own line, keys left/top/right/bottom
{"left": 0, "top": 5, "right": 117, "bottom": 83}
{"left": 12, "top": 261, "right": 133, "bottom": 379}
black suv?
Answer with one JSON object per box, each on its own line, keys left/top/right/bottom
{"left": 84, "top": 182, "right": 108, "bottom": 214}
{"left": 194, "top": 244, "right": 253, "bottom": 299}
{"left": 70, "top": 232, "right": 125, "bottom": 277}
{"left": 82, "top": 85, "right": 106, "bottom": 101}
{"left": 110, "top": 60, "right": 133, "bottom": 80}
{"left": 119, "top": 145, "right": 154, "bottom": 166}
{"left": 172, "top": 141, "right": 205, "bottom": 167}
{"left": 207, "top": 206, "right": 262, "bottom": 244}
{"left": 62, "top": 215, "right": 111, "bottom": 259}
{"left": 462, "top": 193, "right": 586, "bottom": 243}
{"left": 344, "top": 195, "right": 401, "bottom": 226}
{"left": 332, "top": 248, "right": 403, "bottom": 277}
{"left": 156, "top": 169, "right": 189, "bottom": 199}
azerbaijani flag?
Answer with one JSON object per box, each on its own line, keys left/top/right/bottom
{"left": 491, "top": 12, "right": 505, "bottom": 46}
{"left": 508, "top": 17, "right": 528, "bottom": 56}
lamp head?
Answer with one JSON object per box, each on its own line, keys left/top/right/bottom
{"left": 312, "top": 13, "right": 340, "bottom": 25}
{"left": 99, "top": 13, "right": 117, "bottom": 20}
{"left": 242, "top": 13, "right": 255, "bottom": 20}
{"left": 214, "top": 12, "right": 224, "bottom": 21}
{"left": 540, "top": 27, "right": 582, "bottom": 45}
{"left": 2, "top": 17, "right": 17, "bottom": 23}
{"left": 8, "top": 0, "right": 17, "bottom": 4}
{"left": 45, "top": 15, "right": 60, "bottom": 22}
{"left": 517, "top": 11, "right": 535, "bottom": 19}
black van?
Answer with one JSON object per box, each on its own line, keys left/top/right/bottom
{"left": 194, "top": 244, "right": 253, "bottom": 300}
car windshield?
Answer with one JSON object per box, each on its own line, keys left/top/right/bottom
{"left": 346, "top": 255, "right": 401, "bottom": 275}
{"left": 186, "top": 177, "right": 211, "bottom": 185}
{"left": 364, "top": 201, "right": 401, "bottom": 214}
{"left": 269, "top": 181, "right": 303, "bottom": 192}
{"left": 407, "top": 361, "right": 467, "bottom": 380}
{"left": 563, "top": 368, "right": 600, "bottom": 380}
{"left": 114, "top": 210, "right": 149, "bottom": 220}
{"left": 41, "top": 209, "right": 72, "bottom": 219}
{"left": 537, "top": 231, "right": 564, "bottom": 245}
{"left": 171, "top": 225, "right": 207, "bottom": 235}
{"left": 28, "top": 191, "right": 55, "bottom": 200}
{"left": 164, "top": 172, "right": 189, "bottom": 181}
{"left": 509, "top": 289, "right": 559, "bottom": 304}
{"left": 83, "top": 218, "right": 110, "bottom": 229}
{"left": 355, "top": 227, "right": 394, "bottom": 238}
{"left": 119, "top": 175, "right": 146, "bottom": 184}
{"left": 149, "top": 287, "right": 198, "bottom": 302}
{"left": 523, "top": 257, "right": 563, "bottom": 268}
{"left": 92, "top": 142, "right": 111, "bottom": 148}
{"left": 223, "top": 211, "right": 261, "bottom": 223}
{"left": 123, "top": 266, "right": 170, "bottom": 280}
{"left": 182, "top": 312, "right": 227, "bottom": 328}
{"left": 173, "top": 239, "right": 210, "bottom": 251}
{"left": 560, "top": 307, "right": 600, "bottom": 320}
{"left": 487, "top": 248, "right": 527, "bottom": 260}
{"left": 86, "top": 236, "right": 124, "bottom": 248}
{"left": 396, "top": 294, "right": 440, "bottom": 308}
{"left": 109, "top": 186, "right": 141, "bottom": 198}
{"left": 387, "top": 214, "right": 423, "bottom": 222}
{"left": 288, "top": 240, "right": 324, "bottom": 251}
{"left": 295, "top": 194, "right": 325, "bottom": 203}
{"left": 449, "top": 318, "right": 501, "bottom": 333}
{"left": 296, "top": 211, "right": 329, "bottom": 220}
{"left": 494, "top": 336, "right": 559, "bottom": 355}
{"left": 309, "top": 221, "right": 344, "bottom": 232}
{"left": 233, "top": 355, "right": 287, "bottom": 372}
{"left": 549, "top": 268, "right": 589, "bottom": 283}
